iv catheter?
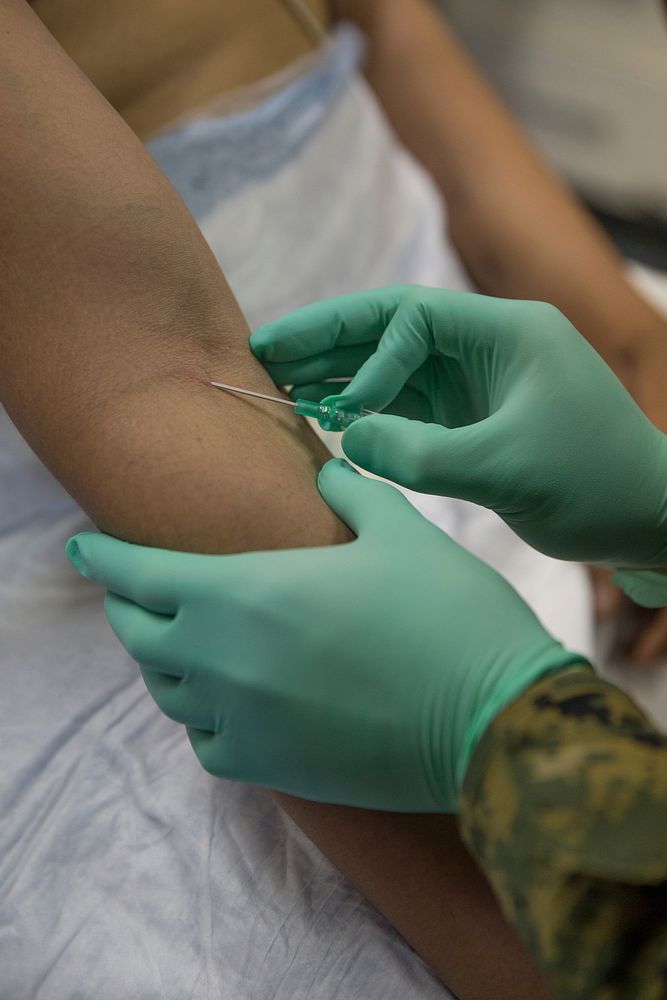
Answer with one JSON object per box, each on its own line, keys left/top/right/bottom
{"left": 210, "top": 381, "right": 374, "bottom": 432}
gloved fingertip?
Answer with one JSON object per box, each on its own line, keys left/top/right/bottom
{"left": 318, "top": 392, "right": 343, "bottom": 408}
{"left": 249, "top": 325, "right": 277, "bottom": 361}
{"left": 65, "top": 535, "right": 90, "bottom": 578}
{"left": 317, "top": 457, "right": 358, "bottom": 490}
{"left": 340, "top": 416, "right": 374, "bottom": 461}
{"left": 335, "top": 386, "right": 375, "bottom": 411}
{"left": 332, "top": 457, "right": 358, "bottom": 471}
{"left": 248, "top": 329, "right": 266, "bottom": 358}
{"left": 612, "top": 570, "right": 667, "bottom": 609}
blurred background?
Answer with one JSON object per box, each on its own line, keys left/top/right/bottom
{"left": 438, "top": 0, "right": 667, "bottom": 272}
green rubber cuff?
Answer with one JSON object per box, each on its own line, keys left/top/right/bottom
{"left": 456, "top": 650, "right": 590, "bottom": 794}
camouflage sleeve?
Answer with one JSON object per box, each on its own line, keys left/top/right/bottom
{"left": 459, "top": 666, "right": 667, "bottom": 1000}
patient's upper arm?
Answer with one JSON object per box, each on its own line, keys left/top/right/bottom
{"left": 0, "top": 0, "right": 349, "bottom": 555}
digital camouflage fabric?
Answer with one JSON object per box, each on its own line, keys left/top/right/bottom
{"left": 460, "top": 666, "right": 667, "bottom": 999}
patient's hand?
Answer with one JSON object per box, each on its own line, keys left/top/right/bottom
{"left": 590, "top": 330, "right": 667, "bottom": 664}
{"left": 591, "top": 566, "right": 667, "bottom": 664}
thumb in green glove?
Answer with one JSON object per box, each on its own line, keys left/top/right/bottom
{"left": 67, "top": 459, "right": 585, "bottom": 812}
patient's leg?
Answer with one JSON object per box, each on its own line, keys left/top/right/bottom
{"left": 0, "top": 4, "right": 549, "bottom": 996}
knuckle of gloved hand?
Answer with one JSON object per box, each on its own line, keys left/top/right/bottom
{"left": 196, "top": 739, "right": 224, "bottom": 778}
{"left": 402, "top": 284, "right": 428, "bottom": 316}
{"left": 120, "top": 620, "right": 148, "bottom": 662}
{"left": 105, "top": 601, "right": 142, "bottom": 660}
{"left": 155, "top": 690, "right": 186, "bottom": 724}
{"left": 401, "top": 283, "right": 421, "bottom": 300}
{"left": 395, "top": 281, "right": 419, "bottom": 298}
{"left": 230, "top": 574, "right": 268, "bottom": 617}
{"left": 400, "top": 444, "right": 440, "bottom": 493}
{"left": 522, "top": 300, "right": 565, "bottom": 343}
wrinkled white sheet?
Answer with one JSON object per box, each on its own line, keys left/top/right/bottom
{"left": 0, "top": 26, "right": 596, "bottom": 1000}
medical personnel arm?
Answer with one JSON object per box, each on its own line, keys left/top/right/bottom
{"left": 333, "top": 0, "right": 667, "bottom": 431}
{"left": 460, "top": 668, "right": 667, "bottom": 1000}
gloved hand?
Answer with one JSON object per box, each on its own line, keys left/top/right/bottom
{"left": 66, "top": 460, "right": 584, "bottom": 812}
{"left": 251, "top": 286, "right": 667, "bottom": 573}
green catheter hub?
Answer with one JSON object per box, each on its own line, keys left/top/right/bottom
{"left": 210, "top": 381, "right": 373, "bottom": 432}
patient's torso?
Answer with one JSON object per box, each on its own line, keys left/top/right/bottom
{"left": 30, "top": 0, "right": 331, "bottom": 138}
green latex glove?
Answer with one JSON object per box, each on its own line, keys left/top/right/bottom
{"left": 251, "top": 286, "right": 667, "bottom": 574}
{"left": 66, "top": 460, "right": 584, "bottom": 812}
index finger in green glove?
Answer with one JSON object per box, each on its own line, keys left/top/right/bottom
{"left": 251, "top": 286, "right": 411, "bottom": 406}
{"left": 251, "top": 286, "right": 410, "bottom": 362}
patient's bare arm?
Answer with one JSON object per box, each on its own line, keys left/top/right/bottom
{"left": 0, "top": 0, "right": 347, "bottom": 555}
{"left": 0, "top": 4, "right": 549, "bottom": 997}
